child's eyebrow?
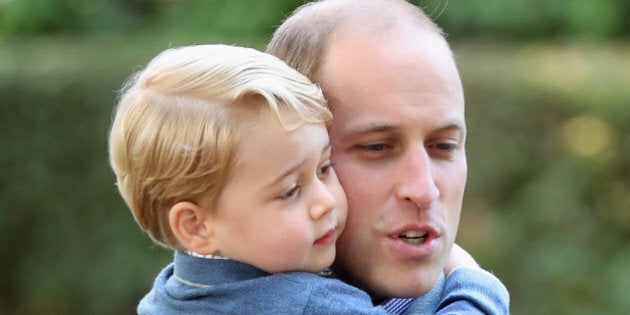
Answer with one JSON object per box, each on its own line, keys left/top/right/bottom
{"left": 322, "top": 142, "right": 332, "bottom": 154}
{"left": 264, "top": 142, "right": 332, "bottom": 189}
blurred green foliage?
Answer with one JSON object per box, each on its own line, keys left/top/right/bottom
{"left": 456, "top": 41, "right": 630, "bottom": 314}
{"left": 1, "top": 0, "right": 629, "bottom": 314}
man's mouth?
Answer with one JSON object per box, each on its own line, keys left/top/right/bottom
{"left": 399, "top": 230, "right": 429, "bottom": 245}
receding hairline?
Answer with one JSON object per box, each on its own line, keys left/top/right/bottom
{"left": 267, "top": 0, "right": 446, "bottom": 84}
{"left": 287, "top": 0, "right": 442, "bottom": 38}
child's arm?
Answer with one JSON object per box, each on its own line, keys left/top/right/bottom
{"left": 398, "top": 244, "right": 509, "bottom": 315}
{"left": 444, "top": 243, "right": 481, "bottom": 275}
{"left": 436, "top": 267, "right": 509, "bottom": 314}
{"left": 436, "top": 244, "right": 509, "bottom": 314}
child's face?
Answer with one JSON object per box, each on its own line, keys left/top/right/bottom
{"left": 204, "top": 110, "right": 347, "bottom": 273}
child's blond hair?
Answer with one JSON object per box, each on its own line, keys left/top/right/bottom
{"left": 108, "top": 44, "right": 331, "bottom": 250}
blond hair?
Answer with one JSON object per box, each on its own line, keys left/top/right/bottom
{"left": 109, "top": 44, "right": 330, "bottom": 250}
{"left": 267, "top": 0, "right": 444, "bottom": 83}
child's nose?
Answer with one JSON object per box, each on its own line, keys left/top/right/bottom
{"left": 309, "top": 180, "right": 337, "bottom": 221}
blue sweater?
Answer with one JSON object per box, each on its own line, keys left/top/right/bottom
{"left": 138, "top": 251, "right": 509, "bottom": 314}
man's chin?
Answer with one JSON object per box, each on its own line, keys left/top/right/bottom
{"left": 364, "top": 271, "right": 442, "bottom": 300}
{"left": 332, "top": 258, "right": 443, "bottom": 299}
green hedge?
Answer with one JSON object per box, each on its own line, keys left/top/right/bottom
{"left": 1, "top": 0, "right": 628, "bottom": 40}
{"left": 456, "top": 40, "right": 630, "bottom": 314}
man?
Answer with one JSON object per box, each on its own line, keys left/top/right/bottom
{"left": 267, "top": 0, "right": 509, "bottom": 313}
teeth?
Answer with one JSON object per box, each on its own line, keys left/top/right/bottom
{"left": 399, "top": 231, "right": 428, "bottom": 244}
{"left": 400, "top": 231, "right": 427, "bottom": 238}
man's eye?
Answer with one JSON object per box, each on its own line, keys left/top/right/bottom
{"left": 428, "top": 141, "right": 460, "bottom": 159}
{"left": 434, "top": 142, "right": 457, "bottom": 151}
{"left": 279, "top": 185, "right": 300, "bottom": 200}
{"left": 358, "top": 143, "right": 387, "bottom": 151}
{"left": 352, "top": 142, "right": 396, "bottom": 160}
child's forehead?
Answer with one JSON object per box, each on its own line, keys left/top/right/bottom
{"left": 229, "top": 98, "right": 320, "bottom": 130}
{"left": 228, "top": 118, "right": 329, "bottom": 183}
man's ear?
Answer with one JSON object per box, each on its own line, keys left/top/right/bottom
{"left": 169, "top": 201, "right": 218, "bottom": 254}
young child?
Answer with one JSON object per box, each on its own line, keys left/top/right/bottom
{"left": 109, "top": 43, "right": 384, "bottom": 314}
{"left": 109, "top": 44, "right": 508, "bottom": 314}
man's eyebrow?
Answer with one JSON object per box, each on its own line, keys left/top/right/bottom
{"left": 438, "top": 121, "right": 466, "bottom": 133}
{"left": 345, "top": 123, "right": 397, "bottom": 135}
{"left": 345, "top": 120, "right": 466, "bottom": 135}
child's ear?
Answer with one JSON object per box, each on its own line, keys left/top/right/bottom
{"left": 169, "top": 201, "right": 218, "bottom": 254}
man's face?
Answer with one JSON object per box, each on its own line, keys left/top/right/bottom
{"left": 321, "top": 25, "right": 467, "bottom": 298}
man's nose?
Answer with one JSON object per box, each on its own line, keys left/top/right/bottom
{"left": 394, "top": 145, "right": 440, "bottom": 209}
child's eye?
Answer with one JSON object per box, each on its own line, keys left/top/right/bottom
{"left": 279, "top": 185, "right": 300, "bottom": 200}
{"left": 317, "top": 162, "right": 331, "bottom": 178}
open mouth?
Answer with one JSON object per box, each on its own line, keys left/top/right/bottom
{"left": 399, "top": 230, "right": 429, "bottom": 245}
